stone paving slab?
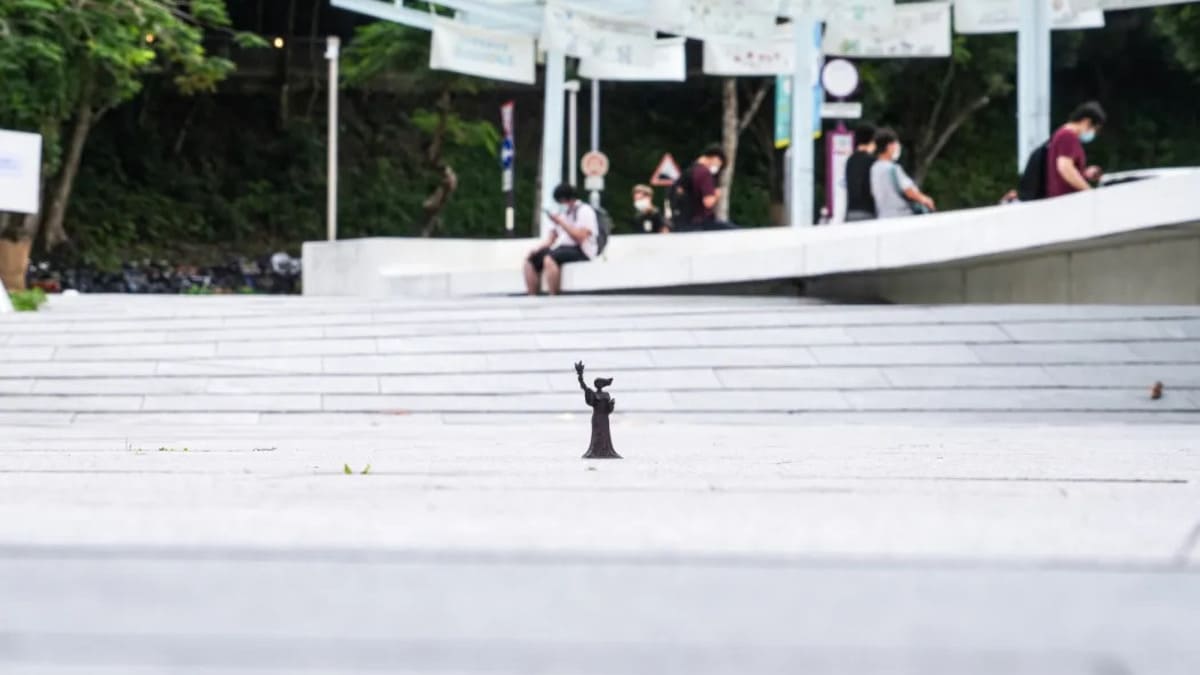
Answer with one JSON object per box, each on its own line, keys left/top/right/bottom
{"left": 0, "top": 419, "right": 1198, "bottom": 673}
{"left": 3, "top": 295, "right": 1200, "bottom": 672}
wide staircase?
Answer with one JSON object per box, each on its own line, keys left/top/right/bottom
{"left": 1, "top": 294, "right": 1197, "bottom": 425}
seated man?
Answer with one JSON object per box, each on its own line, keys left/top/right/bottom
{"left": 631, "top": 184, "right": 669, "bottom": 234}
{"left": 523, "top": 183, "right": 599, "bottom": 296}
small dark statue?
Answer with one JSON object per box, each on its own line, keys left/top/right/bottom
{"left": 575, "top": 361, "right": 621, "bottom": 459}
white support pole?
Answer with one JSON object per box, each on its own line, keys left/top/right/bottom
{"left": 539, "top": 50, "right": 567, "bottom": 237}
{"left": 1017, "top": 0, "right": 1052, "bottom": 171}
{"left": 788, "top": 17, "right": 817, "bottom": 228}
{"left": 325, "top": 36, "right": 340, "bottom": 242}
{"left": 565, "top": 80, "right": 580, "bottom": 187}
{"left": 0, "top": 278, "right": 11, "bottom": 314}
{"left": 590, "top": 79, "right": 600, "bottom": 151}
{"left": 590, "top": 79, "right": 600, "bottom": 207}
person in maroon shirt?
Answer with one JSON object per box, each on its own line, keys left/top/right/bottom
{"left": 679, "top": 146, "right": 737, "bottom": 231}
{"left": 1046, "top": 102, "right": 1106, "bottom": 198}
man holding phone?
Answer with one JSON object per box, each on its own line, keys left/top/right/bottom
{"left": 523, "top": 184, "right": 599, "bottom": 296}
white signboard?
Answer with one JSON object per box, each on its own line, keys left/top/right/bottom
{"left": 541, "top": 2, "right": 656, "bottom": 66}
{"left": 821, "top": 101, "right": 864, "bottom": 119}
{"left": 579, "top": 38, "right": 686, "bottom": 81}
{"left": 828, "top": 129, "right": 855, "bottom": 223}
{"left": 789, "top": 0, "right": 896, "bottom": 29}
{"left": 429, "top": 19, "right": 535, "bottom": 84}
{"left": 953, "top": 0, "right": 1106, "bottom": 33}
{"left": 825, "top": 1, "right": 952, "bottom": 58}
{"left": 652, "top": 0, "right": 778, "bottom": 42}
{"left": 0, "top": 129, "right": 43, "bottom": 215}
{"left": 703, "top": 26, "right": 795, "bottom": 75}
{"left": 1095, "top": 0, "right": 1195, "bottom": 8}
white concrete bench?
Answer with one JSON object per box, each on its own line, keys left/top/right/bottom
{"left": 303, "top": 173, "right": 1200, "bottom": 299}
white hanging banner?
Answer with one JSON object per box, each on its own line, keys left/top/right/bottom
{"left": 788, "top": 0, "right": 896, "bottom": 29}
{"left": 429, "top": 19, "right": 535, "bottom": 84}
{"left": 541, "top": 2, "right": 656, "bottom": 66}
{"left": 825, "top": 1, "right": 952, "bottom": 58}
{"left": 0, "top": 129, "right": 42, "bottom": 215}
{"left": 703, "top": 26, "right": 795, "bottom": 75}
{"left": 653, "top": 0, "right": 778, "bottom": 42}
{"left": 580, "top": 39, "right": 687, "bottom": 81}
{"left": 1094, "top": 0, "right": 1195, "bottom": 8}
{"left": 953, "top": 0, "right": 1106, "bottom": 34}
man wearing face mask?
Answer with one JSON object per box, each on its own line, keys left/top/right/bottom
{"left": 869, "top": 128, "right": 935, "bottom": 219}
{"left": 631, "top": 185, "right": 669, "bottom": 234}
{"left": 677, "top": 146, "right": 735, "bottom": 231}
{"left": 1046, "top": 102, "right": 1106, "bottom": 198}
{"left": 523, "top": 184, "right": 598, "bottom": 296}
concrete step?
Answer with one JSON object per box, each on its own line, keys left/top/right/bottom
{"left": 2, "top": 295, "right": 1197, "bottom": 423}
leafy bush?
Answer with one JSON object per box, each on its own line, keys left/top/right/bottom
{"left": 9, "top": 288, "right": 48, "bottom": 312}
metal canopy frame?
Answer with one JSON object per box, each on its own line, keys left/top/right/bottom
{"left": 332, "top": 0, "right": 821, "bottom": 233}
{"left": 329, "top": 0, "right": 1161, "bottom": 233}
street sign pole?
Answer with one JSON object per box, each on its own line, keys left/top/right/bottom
{"left": 500, "top": 101, "right": 516, "bottom": 236}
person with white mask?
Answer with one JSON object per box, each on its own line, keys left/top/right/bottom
{"left": 671, "top": 145, "right": 736, "bottom": 231}
{"left": 869, "top": 128, "right": 936, "bottom": 219}
{"left": 631, "top": 184, "right": 669, "bottom": 234}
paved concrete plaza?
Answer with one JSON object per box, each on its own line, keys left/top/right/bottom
{"left": 1, "top": 295, "right": 1198, "bottom": 673}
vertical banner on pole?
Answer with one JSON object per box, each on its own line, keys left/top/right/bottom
{"left": 774, "top": 75, "right": 792, "bottom": 149}
{"left": 813, "top": 21, "right": 824, "bottom": 140}
{"left": 500, "top": 101, "right": 516, "bottom": 235}
{"left": 826, "top": 124, "right": 855, "bottom": 223}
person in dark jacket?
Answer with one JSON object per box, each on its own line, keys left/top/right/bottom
{"left": 844, "top": 124, "right": 877, "bottom": 222}
{"left": 631, "top": 184, "right": 669, "bottom": 234}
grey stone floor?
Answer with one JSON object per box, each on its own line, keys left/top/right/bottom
{"left": 1, "top": 295, "right": 1199, "bottom": 674}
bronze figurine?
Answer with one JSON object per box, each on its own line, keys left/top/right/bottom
{"left": 575, "top": 361, "right": 621, "bottom": 459}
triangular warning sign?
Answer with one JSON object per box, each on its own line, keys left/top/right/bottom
{"left": 649, "top": 153, "right": 682, "bottom": 187}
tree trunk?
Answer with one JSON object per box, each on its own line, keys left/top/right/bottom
{"left": 42, "top": 81, "right": 97, "bottom": 250}
{"left": 0, "top": 237, "right": 32, "bottom": 291}
{"left": 305, "top": 0, "right": 324, "bottom": 119}
{"left": 419, "top": 90, "right": 453, "bottom": 237}
{"left": 279, "top": 0, "right": 298, "bottom": 127}
{"left": 718, "top": 78, "right": 739, "bottom": 222}
{"left": 719, "top": 79, "right": 772, "bottom": 222}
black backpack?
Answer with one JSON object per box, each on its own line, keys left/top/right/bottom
{"left": 593, "top": 205, "right": 613, "bottom": 256}
{"left": 668, "top": 165, "right": 697, "bottom": 226}
{"left": 1017, "top": 141, "right": 1050, "bottom": 201}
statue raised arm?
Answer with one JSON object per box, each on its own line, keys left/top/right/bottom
{"left": 575, "top": 361, "right": 591, "bottom": 393}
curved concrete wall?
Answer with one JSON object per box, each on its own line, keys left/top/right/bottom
{"left": 303, "top": 172, "right": 1200, "bottom": 303}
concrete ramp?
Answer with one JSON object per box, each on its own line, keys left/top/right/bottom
{"left": 304, "top": 172, "right": 1200, "bottom": 303}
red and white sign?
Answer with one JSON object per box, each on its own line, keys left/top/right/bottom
{"left": 581, "top": 151, "right": 610, "bottom": 178}
{"left": 649, "top": 153, "right": 681, "bottom": 187}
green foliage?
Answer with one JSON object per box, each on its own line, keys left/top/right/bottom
{"left": 1156, "top": 4, "right": 1200, "bottom": 75}
{"left": 9, "top": 288, "right": 47, "bottom": 312}
{"left": 31, "top": 7, "right": 1200, "bottom": 264}
{"left": 0, "top": 0, "right": 259, "bottom": 244}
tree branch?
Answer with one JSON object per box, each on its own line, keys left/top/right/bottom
{"left": 920, "top": 58, "right": 958, "bottom": 155}
{"left": 737, "top": 79, "right": 771, "bottom": 135}
{"left": 915, "top": 94, "right": 990, "bottom": 184}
